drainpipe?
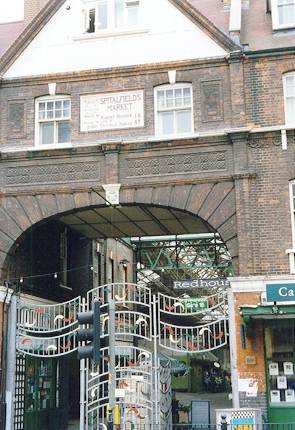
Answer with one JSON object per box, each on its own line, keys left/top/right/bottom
{"left": 229, "top": 0, "right": 242, "bottom": 45}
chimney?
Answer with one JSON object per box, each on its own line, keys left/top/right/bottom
{"left": 24, "top": 0, "right": 49, "bottom": 26}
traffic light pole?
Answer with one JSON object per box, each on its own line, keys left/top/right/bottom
{"left": 108, "top": 297, "right": 116, "bottom": 429}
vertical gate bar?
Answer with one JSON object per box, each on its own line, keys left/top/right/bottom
{"left": 152, "top": 294, "right": 158, "bottom": 428}
{"left": 108, "top": 296, "right": 116, "bottom": 423}
{"left": 227, "top": 288, "right": 239, "bottom": 408}
{"left": 80, "top": 297, "right": 86, "bottom": 430}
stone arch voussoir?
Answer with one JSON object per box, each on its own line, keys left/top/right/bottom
{"left": 0, "top": 183, "right": 238, "bottom": 277}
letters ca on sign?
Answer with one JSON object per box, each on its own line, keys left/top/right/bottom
{"left": 80, "top": 90, "right": 144, "bottom": 132}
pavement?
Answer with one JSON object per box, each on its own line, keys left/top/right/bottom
{"left": 67, "top": 420, "right": 80, "bottom": 430}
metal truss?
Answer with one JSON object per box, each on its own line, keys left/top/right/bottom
{"left": 133, "top": 234, "right": 233, "bottom": 284}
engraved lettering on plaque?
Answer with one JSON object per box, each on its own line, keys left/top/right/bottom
{"left": 80, "top": 90, "right": 144, "bottom": 132}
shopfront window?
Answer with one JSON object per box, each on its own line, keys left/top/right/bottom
{"left": 265, "top": 322, "right": 295, "bottom": 403}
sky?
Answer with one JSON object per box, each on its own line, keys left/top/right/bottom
{"left": 0, "top": 0, "right": 24, "bottom": 23}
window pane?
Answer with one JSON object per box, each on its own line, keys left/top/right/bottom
{"left": 40, "top": 123, "right": 54, "bottom": 145}
{"left": 175, "top": 89, "right": 182, "bottom": 107}
{"left": 63, "top": 99, "right": 70, "bottom": 109}
{"left": 115, "top": 0, "right": 124, "bottom": 27}
{"left": 160, "top": 112, "right": 174, "bottom": 135}
{"left": 183, "top": 87, "right": 192, "bottom": 106}
{"left": 278, "top": 4, "right": 295, "bottom": 25}
{"left": 176, "top": 110, "right": 192, "bottom": 133}
{"left": 87, "top": 8, "right": 96, "bottom": 33}
{"left": 166, "top": 90, "right": 174, "bottom": 108}
{"left": 127, "top": 5, "right": 139, "bottom": 26}
{"left": 98, "top": 1, "right": 108, "bottom": 30}
{"left": 286, "top": 76, "right": 295, "bottom": 96}
{"left": 286, "top": 98, "right": 295, "bottom": 124}
{"left": 58, "top": 122, "right": 71, "bottom": 143}
{"left": 39, "top": 105, "right": 46, "bottom": 120}
{"left": 55, "top": 101, "right": 62, "bottom": 110}
{"left": 55, "top": 110, "right": 62, "bottom": 119}
{"left": 39, "top": 102, "right": 45, "bottom": 120}
{"left": 157, "top": 91, "right": 165, "bottom": 109}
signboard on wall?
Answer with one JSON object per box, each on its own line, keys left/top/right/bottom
{"left": 80, "top": 90, "right": 144, "bottom": 132}
{"left": 173, "top": 278, "right": 229, "bottom": 290}
{"left": 183, "top": 297, "right": 208, "bottom": 311}
{"left": 266, "top": 283, "right": 295, "bottom": 302}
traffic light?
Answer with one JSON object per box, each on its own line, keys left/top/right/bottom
{"left": 77, "top": 299, "right": 101, "bottom": 364}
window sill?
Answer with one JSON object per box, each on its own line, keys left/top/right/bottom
{"left": 30, "top": 143, "right": 73, "bottom": 151}
{"left": 154, "top": 132, "right": 198, "bottom": 140}
{"left": 273, "top": 25, "right": 295, "bottom": 33}
{"left": 73, "top": 27, "right": 149, "bottom": 41}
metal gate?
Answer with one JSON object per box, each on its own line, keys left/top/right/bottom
{"left": 15, "top": 283, "right": 228, "bottom": 430}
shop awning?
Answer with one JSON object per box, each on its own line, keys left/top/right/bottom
{"left": 240, "top": 304, "right": 295, "bottom": 324}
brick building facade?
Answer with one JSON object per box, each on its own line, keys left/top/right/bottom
{"left": 0, "top": 0, "right": 295, "bottom": 429}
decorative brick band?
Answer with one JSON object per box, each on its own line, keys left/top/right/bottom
{"left": 122, "top": 151, "right": 227, "bottom": 178}
{"left": 6, "top": 161, "right": 100, "bottom": 186}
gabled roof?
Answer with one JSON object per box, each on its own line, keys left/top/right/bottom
{"left": 0, "top": 0, "right": 241, "bottom": 78}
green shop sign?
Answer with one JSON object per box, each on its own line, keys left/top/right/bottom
{"left": 183, "top": 297, "right": 208, "bottom": 311}
{"left": 266, "top": 283, "right": 295, "bottom": 302}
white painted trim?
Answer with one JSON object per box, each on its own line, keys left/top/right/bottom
{"left": 34, "top": 95, "right": 71, "bottom": 148}
{"left": 0, "top": 286, "right": 13, "bottom": 303}
{"left": 103, "top": 184, "right": 121, "bottom": 205}
{"left": 168, "top": 70, "right": 176, "bottom": 85}
{"left": 271, "top": 0, "right": 295, "bottom": 30}
{"left": 229, "top": 0, "right": 241, "bottom": 32}
{"left": 281, "top": 128, "right": 288, "bottom": 150}
{"left": 48, "top": 82, "right": 57, "bottom": 96}
{"left": 228, "top": 275, "right": 295, "bottom": 292}
{"left": 73, "top": 27, "right": 149, "bottom": 40}
{"left": 154, "top": 82, "right": 194, "bottom": 137}
{"left": 283, "top": 72, "right": 295, "bottom": 127}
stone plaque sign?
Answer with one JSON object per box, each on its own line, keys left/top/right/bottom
{"left": 80, "top": 90, "right": 144, "bottom": 132}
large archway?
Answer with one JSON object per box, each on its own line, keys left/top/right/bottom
{"left": 1, "top": 181, "right": 237, "bottom": 430}
{"left": 0, "top": 182, "right": 237, "bottom": 279}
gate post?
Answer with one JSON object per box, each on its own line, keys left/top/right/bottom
{"left": 4, "top": 293, "right": 16, "bottom": 430}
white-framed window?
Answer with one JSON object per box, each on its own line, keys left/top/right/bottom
{"left": 83, "top": 0, "right": 140, "bottom": 34}
{"left": 154, "top": 83, "right": 193, "bottom": 136}
{"left": 271, "top": 0, "right": 295, "bottom": 29}
{"left": 35, "top": 96, "right": 71, "bottom": 146}
{"left": 283, "top": 72, "right": 295, "bottom": 126}
{"left": 287, "top": 181, "right": 295, "bottom": 273}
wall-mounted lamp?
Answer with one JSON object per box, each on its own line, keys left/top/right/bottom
{"left": 119, "top": 259, "right": 129, "bottom": 268}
